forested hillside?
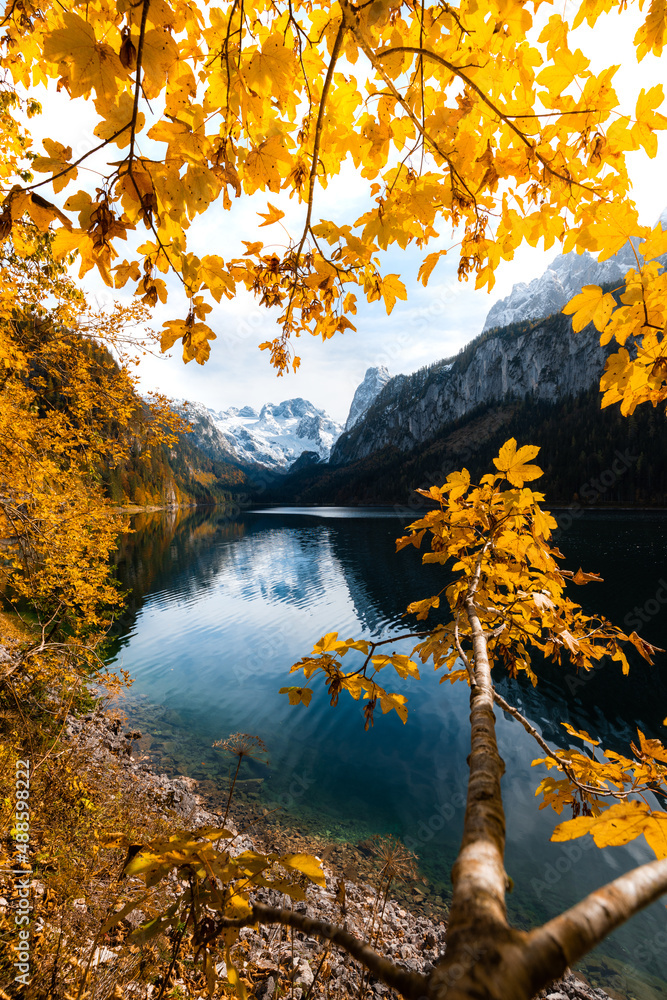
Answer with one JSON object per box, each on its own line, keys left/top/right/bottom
{"left": 99, "top": 417, "right": 251, "bottom": 508}
{"left": 268, "top": 386, "right": 667, "bottom": 509}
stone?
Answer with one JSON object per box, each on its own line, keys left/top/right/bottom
{"left": 292, "top": 958, "right": 314, "bottom": 988}
{"left": 256, "top": 976, "right": 276, "bottom": 1000}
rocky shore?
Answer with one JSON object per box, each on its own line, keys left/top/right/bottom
{"left": 62, "top": 712, "right": 620, "bottom": 1000}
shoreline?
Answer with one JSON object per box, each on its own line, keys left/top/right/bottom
{"left": 60, "top": 709, "right": 625, "bottom": 1000}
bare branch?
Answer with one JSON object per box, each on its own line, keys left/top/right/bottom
{"left": 523, "top": 858, "right": 667, "bottom": 992}
{"left": 213, "top": 902, "right": 428, "bottom": 1000}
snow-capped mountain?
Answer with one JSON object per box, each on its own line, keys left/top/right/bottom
{"left": 330, "top": 316, "right": 608, "bottom": 465}
{"left": 483, "top": 206, "right": 667, "bottom": 332}
{"left": 482, "top": 245, "right": 638, "bottom": 332}
{"left": 180, "top": 398, "right": 342, "bottom": 472}
{"left": 345, "top": 366, "right": 391, "bottom": 431}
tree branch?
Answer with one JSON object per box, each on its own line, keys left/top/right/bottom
{"left": 282, "top": 14, "right": 346, "bottom": 335}
{"left": 491, "top": 689, "right": 631, "bottom": 799}
{"left": 354, "top": 37, "right": 476, "bottom": 206}
{"left": 129, "top": 0, "right": 151, "bottom": 166}
{"left": 376, "top": 45, "right": 600, "bottom": 197}
{"left": 22, "top": 126, "right": 132, "bottom": 194}
{"left": 447, "top": 589, "right": 508, "bottom": 936}
{"left": 522, "top": 857, "right": 667, "bottom": 993}
{"left": 213, "top": 902, "right": 428, "bottom": 1000}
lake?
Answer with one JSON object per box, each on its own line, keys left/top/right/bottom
{"left": 108, "top": 506, "right": 667, "bottom": 999}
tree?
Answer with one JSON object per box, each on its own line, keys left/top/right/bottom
{"left": 0, "top": 230, "right": 180, "bottom": 698}
{"left": 282, "top": 441, "right": 667, "bottom": 999}
{"left": 119, "top": 442, "right": 667, "bottom": 1000}
{"left": 2, "top": 0, "right": 667, "bottom": 996}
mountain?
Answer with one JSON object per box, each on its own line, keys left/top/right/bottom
{"left": 482, "top": 206, "right": 667, "bottom": 332}
{"left": 345, "top": 365, "right": 391, "bottom": 431}
{"left": 330, "top": 313, "right": 608, "bottom": 466}
{"left": 265, "top": 370, "right": 667, "bottom": 509}
{"left": 332, "top": 217, "right": 667, "bottom": 469}
{"left": 481, "top": 246, "right": 637, "bottom": 332}
{"left": 180, "top": 397, "right": 342, "bottom": 472}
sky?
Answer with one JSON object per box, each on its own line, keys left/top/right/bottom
{"left": 24, "top": 2, "right": 667, "bottom": 425}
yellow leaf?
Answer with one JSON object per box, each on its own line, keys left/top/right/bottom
{"left": 258, "top": 202, "right": 286, "bottom": 227}
{"left": 51, "top": 227, "right": 93, "bottom": 261}
{"left": 279, "top": 686, "right": 313, "bottom": 706}
{"left": 644, "top": 814, "right": 667, "bottom": 859}
{"left": 243, "top": 136, "right": 291, "bottom": 194}
{"left": 43, "top": 12, "right": 127, "bottom": 102}
{"left": 407, "top": 596, "right": 440, "bottom": 621}
{"left": 493, "top": 439, "right": 543, "bottom": 488}
{"left": 563, "top": 284, "right": 616, "bottom": 333}
{"left": 379, "top": 274, "right": 407, "bottom": 315}
{"left": 589, "top": 203, "right": 642, "bottom": 262}
{"left": 94, "top": 91, "right": 144, "bottom": 148}
{"left": 560, "top": 722, "right": 600, "bottom": 745}
{"left": 418, "top": 251, "right": 446, "bottom": 286}
{"left": 638, "top": 222, "right": 667, "bottom": 263}
{"left": 553, "top": 800, "right": 651, "bottom": 848}
{"left": 225, "top": 893, "right": 252, "bottom": 919}
{"left": 280, "top": 853, "right": 326, "bottom": 887}
{"left": 199, "top": 255, "right": 234, "bottom": 303}
{"left": 571, "top": 567, "right": 604, "bottom": 585}
{"left": 378, "top": 691, "right": 408, "bottom": 723}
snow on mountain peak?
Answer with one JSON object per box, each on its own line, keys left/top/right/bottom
{"left": 481, "top": 247, "right": 637, "bottom": 333}
{"left": 345, "top": 365, "right": 392, "bottom": 431}
{"left": 482, "top": 209, "right": 667, "bottom": 333}
{"left": 208, "top": 397, "right": 342, "bottom": 470}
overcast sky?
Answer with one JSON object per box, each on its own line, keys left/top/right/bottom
{"left": 26, "top": 3, "right": 667, "bottom": 425}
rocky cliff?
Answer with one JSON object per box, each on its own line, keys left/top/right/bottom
{"left": 345, "top": 365, "right": 392, "bottom": 430}
{"left": 482, "top": 246, "right": 637, "bottom": 332}
{"left": 482, "top": 206, "right": 667, "bottom": 332}
{"left": 330, "top": 315, "right": 608, "bottom": 465}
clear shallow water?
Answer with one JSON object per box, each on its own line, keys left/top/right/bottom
{"left": 108, "top": 507, "right": 667, "bottom": 998}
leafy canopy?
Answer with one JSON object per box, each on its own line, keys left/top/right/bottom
{"left": 1, "top": 0, "right": 666, "bottom": 413}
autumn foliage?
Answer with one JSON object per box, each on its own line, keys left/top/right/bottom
{"left": 2, "top": 0, "right": 667, "bottom": 997}
{"left": 0, "top": 0, "right": 664, "bottom": 412}
{"left": 0, "top": 232, "right": 180, "bottom": 688}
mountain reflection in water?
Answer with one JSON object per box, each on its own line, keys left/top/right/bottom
{"left": 108, "top": 507, "right": 667, "bottom": 998}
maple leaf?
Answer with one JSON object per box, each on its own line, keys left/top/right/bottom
{"left": 94, "top": 92, "right": 144, "bottom": 148}
{"left": 644, "top": 814, "right": 667, "bottom": 859}
{"left": 43, "top": 12, "right": 127, "bottom": 103}
{"left": 243, "top": 137, "right": 292, "bottom": 194}
{"left": 493, "top": 439, "right": 543, "bottom": 488}
{"left": 257, "top": 203, "right": 286, "bottom": 227}
{"left": 31, "top": 139, "right": 77, "bottom": 194}
{"left": 552, "top": 801, "right": 651, "bottom": 849}
{"left": 563, "top": 285, "right": 617, "bottom": 333}
{"left": 379, "top": 274, "right": 407, "bottom": 315}
{"left": 588, "top": 202, "right": 643, "bottom": 262}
